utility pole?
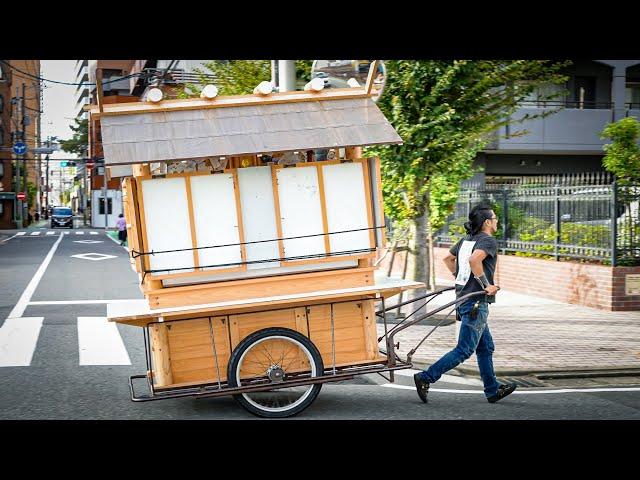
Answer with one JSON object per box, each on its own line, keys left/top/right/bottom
{"left": 44, "top": 154, "right": 50, "bottom": 219}
{"left": 278, "top": 60, "right": 296, "bottom": 92}
{"left": 22, "top": 83, "right": 28, "bottom": 226}
{"left": 103, "top": 161, "right": 108, "bottom": 229}
{"left": 83, "top": 159, "right": 87, "bottom": 226}
{"left": 13, "top": 85, "right": 23, "bottom": 228}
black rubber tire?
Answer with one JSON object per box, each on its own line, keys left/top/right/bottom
{"left": 227, "top": 327, "right": 323, "bottom": 418}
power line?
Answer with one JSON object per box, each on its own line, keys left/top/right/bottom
{"left": 0, "top": 60, "right": 148, "bottom": 87}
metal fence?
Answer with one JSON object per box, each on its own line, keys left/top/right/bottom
{"left": 434, "top": 179, "right": 640, "bottom": 266}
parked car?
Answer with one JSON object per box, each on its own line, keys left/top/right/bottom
{"left": 50, "top": 206, "right": 73, "bottom": 229}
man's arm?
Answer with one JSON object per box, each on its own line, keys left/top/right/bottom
{"left": 468, "top": 250, "right": 499, "bottom": 296}
{"left": 443, "top": 252, "right": 456, "bottom": 275}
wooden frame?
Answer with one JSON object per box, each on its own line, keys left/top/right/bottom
{"left": 131, "top": 159, "right": 379, "bottom": 286}
{"left": 90, "top": 88, "right": 370, "bottom": 119}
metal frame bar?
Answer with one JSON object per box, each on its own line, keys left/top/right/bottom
{"left": 130, "top": 293, "right": 424, "bottom": 403}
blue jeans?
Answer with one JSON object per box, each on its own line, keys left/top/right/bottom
{"left": 419, "top": 298, "right": 500, "bottom": 398}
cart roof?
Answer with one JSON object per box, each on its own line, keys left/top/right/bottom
{"left": 90, "top": 88, "right": 402, "bottom": 166}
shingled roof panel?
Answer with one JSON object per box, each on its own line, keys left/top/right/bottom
{"left": 101, "top": 96, "right": 402, "bottom": 165}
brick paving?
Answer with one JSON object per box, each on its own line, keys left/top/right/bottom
{"left": 378, "top": 281, "right": 640, "bottom": 375}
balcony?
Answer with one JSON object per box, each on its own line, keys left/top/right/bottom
{"left": 487, "top": 102, "right": 615, "bottom": 154}
{"left": 102, "top": 75, "right": 132, "bottom": 93}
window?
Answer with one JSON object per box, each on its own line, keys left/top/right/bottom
{"left": 98, "top": 197, "right": 112, "bottom": 215}
{"left": 571, "top": 76, "right": 596, "bottom": 109}
{"left": 0, "top": 161, "right": 4, "bottom": 178}
{"left": 521, "top": 82, "right": 566, "bottom": 108}
{"left": 626, "top": 83, "right": 640, "bottom": 109}
{"left": 52, "top": 207, "right": 72, "bottom": 216}
{"left": 0, "top": 94, "right": 3, "bottom": 113}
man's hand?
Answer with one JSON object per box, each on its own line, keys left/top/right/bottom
{"left": 484, "top": 285, "right": 500, "bottom": 296}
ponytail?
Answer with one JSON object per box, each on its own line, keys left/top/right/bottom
{"left": 465, "top": 203, "right": 494, "bottom": 236}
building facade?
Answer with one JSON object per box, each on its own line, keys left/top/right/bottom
{"left": 0, "top": 60, "right": 41, "bottom": 229}
{"left": 466, "top": 60, "right": 640, "bottom": 187}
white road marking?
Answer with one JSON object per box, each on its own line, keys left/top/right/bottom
{"left": 16, "top": 232, "right": 26, "bottom": 236}
{"left": 77, "top": 317, "right": 131, "bottom": 365}
{"left": 0, "top": 317, "right": 44, "bottom": 366}
{"left": 89, "top": 231, "right": 98, "bottom": 235}
{"left": 380, "top": 383, "right": 640, "bottom": 394}
{"left": 70, "top": 253, "right": 117, "bottom": 261}
{"left": 30, "top": 232, "right": 40, "bottom": 236}
{"left": 28, "top": 299, "right": 138, "bottom": 305}
{"left": 75, "top": 231, "right": 85, "bottom": 235}
{"left": 73, "top": 240, "right": 103, "bottom": 244}
{"left": 46, "top": 231, "right": 55, "bottom": 235}
{"left": 1, "top": 233, "right": 20, "bottom": 243}
{"left": 7, "top": 233, "right": 64, "bottom": 319}
{"left": 393, "top": 368, "right": 484, "bottom": 386}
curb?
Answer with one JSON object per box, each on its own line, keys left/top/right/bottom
{"left": 410, "top": 360, "right": 640, "bottom": 378}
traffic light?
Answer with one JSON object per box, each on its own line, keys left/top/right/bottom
{"left": 60, "top": 161, "right": 76, "bottom": 167}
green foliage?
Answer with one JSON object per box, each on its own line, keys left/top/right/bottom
{"left": 601, "top": 117, "right": 640, "bottom": 184}
{"left": 296, "top": 60, "right": 313, "bottom": 83}
{"left": 61, "top": 190, "right": 70, "bottom": 206}
{"left": 27, "top": 181, "right": 36, "bottom": 208}
{"left": 59, "top": 118, "right": 88, "bottom": 156}
{"left": 182, "top": 60, "right": 272, "bottom": 97}
{"left": 367, "top": 60, "right": 570, "bottom": 228}
{"left": 179, "top": 60, "right": 314, "bottom": 98}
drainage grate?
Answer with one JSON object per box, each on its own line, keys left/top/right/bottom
{"left": 497, "top": 376, "right": 547, "bottom": 387}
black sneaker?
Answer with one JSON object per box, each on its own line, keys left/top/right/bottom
{"left": 487, "top": 383, "right": 517, "bottom": 403}
{"left": 413, "top": 373, "right": 430, "bottom": 403}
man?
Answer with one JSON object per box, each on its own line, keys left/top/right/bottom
{"left": 413, "top": 203, "right": 517, "bottom": 404}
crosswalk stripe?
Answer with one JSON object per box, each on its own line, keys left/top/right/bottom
{"left": 77, "top": 317, "right": 131, "bottom": 365}
{"left": 75, "top": 231, "right": 84, "bottom": 235}
{"left": 46, "top": 231, "right": 55, "bottom": 235}
{"left": 0, "top": 317, "right": 44, "bottom": 367}
{"left": 30, "top": 232, "right": 40, "bottom": 236}
{"left": 16, "top": 232, "right": 26, "bottom": 236}
{"left": 89, "top": 231, "right": 98, "bottom": 235}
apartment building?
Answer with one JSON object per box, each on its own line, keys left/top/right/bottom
{"left": 0, "top": 60, "right": 41, "bottom": 228}
{"left": 470, "top": 60, "right": 640, "bottom": 186}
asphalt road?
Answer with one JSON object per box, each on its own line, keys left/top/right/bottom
{"left": 1, "top": 227, "right": 639, "bottom": 420}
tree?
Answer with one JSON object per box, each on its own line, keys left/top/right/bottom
{"left": 181, "top": 60, "right": 314, "bottom": 97}
{"left": 59, "top": 118, "right": 88, "bottom": 156}
{"left": 183, "top": 60, "right": 272, "bottom": 97}
{"left": 601, "top": 116, "right": 640, "bottom": 184}
{"left": 367, "top": 60, "right": 570, "bottom": 289}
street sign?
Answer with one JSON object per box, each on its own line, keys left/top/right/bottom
{"left": 17, "top": 192, "right": 26, "bottom": 201}
{"left": 31, "top": 147, "right": 57, "bottom": 154}
{"left": 86, "top": 161, "right": 95, "bottom": 170}
{"left": 13, "top": 142, "right": 27, "bottom": 155}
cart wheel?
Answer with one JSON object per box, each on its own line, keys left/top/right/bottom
{"left": 227, "top": 327, "right": 324, "bottom": 418}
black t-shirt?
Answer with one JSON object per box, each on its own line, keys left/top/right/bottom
{"left": 450, "top": 232, "right": 498, "bottom": 303}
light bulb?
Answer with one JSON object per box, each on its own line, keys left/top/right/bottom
{"left": 254, "top": 81, "right": 273, "bottom": 95}
{"left": 147, "top": 88, "right": 163, "bottom": 103}
{"left": 200, "top": 84, "right": 218, "bottom": 99}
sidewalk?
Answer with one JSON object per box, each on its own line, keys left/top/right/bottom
{"left": 378, "top": 277, "right": 640, "bottom": 377}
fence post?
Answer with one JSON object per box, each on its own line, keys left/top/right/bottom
{"left": 554, "top": 186, "right": 560, "bottom": 261}
{"left": 611, "top": 180, "right": 617, "bottom": 267}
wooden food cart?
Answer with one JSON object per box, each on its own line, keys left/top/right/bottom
{"left": 94, "top": 63, "right": 433, "bottom": 417}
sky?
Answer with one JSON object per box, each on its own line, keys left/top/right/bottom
{"left": 40, "top": 60, "right": 79, "bottom": 160}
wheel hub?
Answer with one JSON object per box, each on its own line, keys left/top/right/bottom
{"left": 266, "top": 365, "right": 285, "bottom": 382}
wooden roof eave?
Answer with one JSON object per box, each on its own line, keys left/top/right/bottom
{"left": 88, "top": 87, "right": 371, "bottom": 120}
